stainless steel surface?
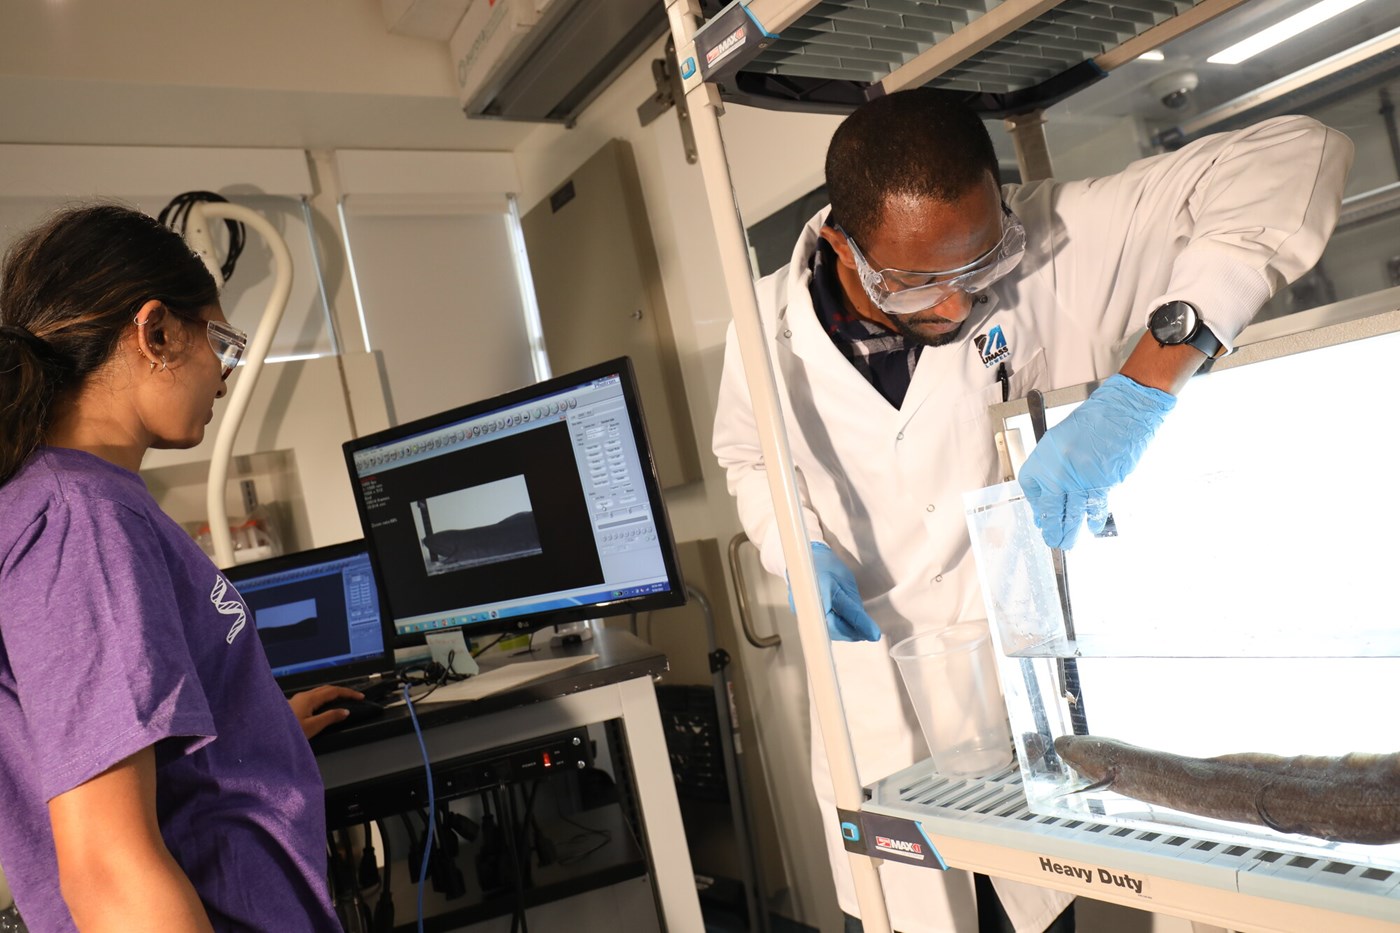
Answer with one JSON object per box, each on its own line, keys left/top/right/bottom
{"left": 1338, "top": 180, "right": 1400, "bottom": 228}
{"left": 463, "top": 0, "right": 668, "bottom": 124}
{"left": 1024, "top": 390, "right": 1083, "bottom": 723}
{"left": 636, "top": 38, "right": 699, "bottom": 164}
{"left": 1023, "top": 393, "right": 1076, "bottom": 642}
{"left": 728, "top": 532, "right": 782, "bottom": 649}
{"left": 1004, "top": 109, "right": 1055, "bottom": 181}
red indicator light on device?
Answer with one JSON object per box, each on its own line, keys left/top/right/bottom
{"left": 543, "top": 753, "right": 552, "bottom": 768}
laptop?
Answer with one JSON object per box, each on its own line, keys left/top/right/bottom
{"left": 225, "top": 539, "right": 398, "bottom": 697}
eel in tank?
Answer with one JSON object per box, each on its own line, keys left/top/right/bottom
{"left": 422, "top": 511, "right": 542, "bottom": 566}
{"left": 1054, "top": 735, "right": 1400, "bottom": 845}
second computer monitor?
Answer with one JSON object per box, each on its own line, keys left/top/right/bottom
{"left": 343, "top": 357, "right": 684, "bottom": 642}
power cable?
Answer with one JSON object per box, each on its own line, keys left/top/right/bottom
{"left": 403, "top": 684, "right": 436, "bottom": 932}
{"left": 156, "top": 191, "right": 246, "bottom": 282}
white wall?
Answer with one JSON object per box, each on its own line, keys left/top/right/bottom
{"left": 0, "top": 0, "right": 453, "bottom": 96}
{"left": 0, "top": 0, "right": 532, "bottom": 152}
{"left": 0, "top": 146, "right": 332, "bottom": 360}
{"left": 331, "top": 150, "right": 536, "bottom": 426}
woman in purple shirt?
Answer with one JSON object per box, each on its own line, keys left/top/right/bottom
{"left": 0, "top": 205, "right": 355, "bottom": 931}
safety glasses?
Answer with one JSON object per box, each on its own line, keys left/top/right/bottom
{"left": 206, "top": 320, "right": 247, "bottom": 380}
{"left": 839, "top": 204, "right": 1026, "bottom": 316}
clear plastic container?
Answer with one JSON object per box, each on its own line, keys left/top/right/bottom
{"left": 890, "top": 622, "right": 1013, "bottom": 777}
{"left": 962, "top": 316, "right": 1400, "bottom": 868}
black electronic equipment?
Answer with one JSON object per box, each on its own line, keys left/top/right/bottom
{"left": 324, "top": 728, "right": 593, "bottom": 830}
{"left": 226, "top": 539, "right": 396, "bottom": 692}
{"left": 342, "top": 357, "right": 685, "bottom": 645}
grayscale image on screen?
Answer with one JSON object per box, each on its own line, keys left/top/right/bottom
{"left": 413, "top": 476, "right": 543, "bottom": 576}
{"left": 253, "top": 598, "right": 319, "bottom": 641}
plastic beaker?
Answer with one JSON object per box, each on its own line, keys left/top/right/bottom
{"left": 890, "top": 620, "right": 1012, "bottom": 777}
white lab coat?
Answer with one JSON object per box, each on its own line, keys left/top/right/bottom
{"left": 713, "top": 116, "right": 1352, "bottom": 933}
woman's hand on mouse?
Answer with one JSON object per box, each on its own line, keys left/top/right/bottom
{"left": 288, "top": 685, "right": 365, "bottom": 739}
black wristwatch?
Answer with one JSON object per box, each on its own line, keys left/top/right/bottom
{"left": 1148, "top": 300, "right": 1224, "bottom": 359}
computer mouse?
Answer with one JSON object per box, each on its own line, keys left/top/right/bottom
{"left": 320, "top": 698, "right": 386, "bottom": 728}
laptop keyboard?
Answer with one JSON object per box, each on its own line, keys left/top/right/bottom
{"left": 283, "top": 676, "right": 399, "bottom": 704}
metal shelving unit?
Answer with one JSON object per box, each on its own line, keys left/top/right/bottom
{"left": 865, "top": 760, "right": 1400, "bottom": 932}
{"left": 737, "top": 0, "right": 1217, "bottom": 96}
{"left": 690, "top": 0, "right": 1251, "bottom": 134}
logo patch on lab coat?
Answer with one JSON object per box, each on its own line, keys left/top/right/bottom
{"left": 974, "top": 325, "right": 1010, "bottom": 368}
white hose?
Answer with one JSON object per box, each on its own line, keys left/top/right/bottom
{"left": 191, "top": 202, "right": 293, "bottom": 568}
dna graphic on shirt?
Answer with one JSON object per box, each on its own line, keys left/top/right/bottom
{"left": 210, "top": 575, "right": 248, "bottom": 644}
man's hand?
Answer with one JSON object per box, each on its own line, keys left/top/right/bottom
{"left": 1018, "top": 373, "right": 1176, "bottom": 548}
{"left": 788, "top": 542, "right": 882, "bottom": 642}
{"left": 287, "top": 685, "right": 365, "bottom": 739}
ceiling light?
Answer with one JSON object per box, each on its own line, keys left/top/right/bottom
{"left": 1208, "top": 0, "right": 1375, "bottom": 64}
{"left": 1178, "top": 25, "right": 1400, "bottom": 135}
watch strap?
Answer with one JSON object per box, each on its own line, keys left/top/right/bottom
{"left": 1185, "top": 318, "right": 1224, "bottom": 360}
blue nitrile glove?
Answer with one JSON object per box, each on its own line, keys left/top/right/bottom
{"left": 1018, "top": 373, "right": 1176, "bottom": 549}
{"left": 787, "top": 542, "right": 882, "bottom": 643}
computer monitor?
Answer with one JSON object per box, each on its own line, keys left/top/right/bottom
{"left": 343, "top": 357, "right": 685, "bottom": 642}
{"left": 224, "top": 539, "right": 395, "bottom": 692}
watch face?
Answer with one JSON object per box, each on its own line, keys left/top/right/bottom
{"left": 1151, "top": 302, "right": 1196, "bottom": 345}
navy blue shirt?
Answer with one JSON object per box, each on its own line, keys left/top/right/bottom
{"left": 808, "top": 233, "right": 922, "bottom": 409}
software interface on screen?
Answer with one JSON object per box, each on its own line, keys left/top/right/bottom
{"left": 237, "top": 550, "right": 388, "bottom": 680}
{"left": 348, "top": 372, "right": 672, "bottom": 636}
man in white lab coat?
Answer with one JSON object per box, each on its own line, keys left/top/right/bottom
{"left": 713, "top": 90, "right": 1352, "bottom": 933}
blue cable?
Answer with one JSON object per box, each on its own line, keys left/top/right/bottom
{"left": 403, "top": 684, "right": 435, "bottom": 933}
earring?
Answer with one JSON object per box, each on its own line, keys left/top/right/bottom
{"left": 146, "top": 354, "right": 167, "bottom": 373}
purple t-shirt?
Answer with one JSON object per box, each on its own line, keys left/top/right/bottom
{"left": 0, "top": 447, "right": 339, "bottom": 932}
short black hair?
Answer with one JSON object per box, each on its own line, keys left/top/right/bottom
{"left": 825, "top": 89, "right": 1001, "bottom": 243}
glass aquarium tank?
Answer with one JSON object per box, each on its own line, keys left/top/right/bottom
{"left": 965, "top": 303, "right": 1400, "bottom": 872}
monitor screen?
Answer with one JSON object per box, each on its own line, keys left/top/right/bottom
{"left": 224, "top": 539, "right": 394, "bottom": 691}
{"left": 343, "top": 357, "right": 685, "bottom": 641}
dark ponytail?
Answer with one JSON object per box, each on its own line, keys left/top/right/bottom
{"left": 0, "top": 325, "right": 60, "bottom": 488}
{"left": 0, "top": 204, "right": 218, "bottom": 485}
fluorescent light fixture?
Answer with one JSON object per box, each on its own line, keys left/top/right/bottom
{"left": 1137, "top": 50, "right": 1166, "bottom": 61}
{"left": 1208, "top": 0, "right": 1375, "bottom": 64}
{"left": 264, "top": 352, "right": 330, "bottom": 364}
{"left": 1179, "top": 25, "right": 1400, "bottom": 136}
{"left": 505, "top": 194, "right": 552, "bottom": 382}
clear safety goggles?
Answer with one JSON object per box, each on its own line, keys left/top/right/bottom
{"left": 839, "top": 204, "right": 1026, "bottom": 316}
{"left": 206, "top": 320, "right": 247, "bottom": 380}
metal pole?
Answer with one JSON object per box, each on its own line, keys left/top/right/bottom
{"left": 664, "top": 3, "right": 893, "bottom": 929}
{"left": 1004, "top": 110, "right": 1055, "bottom": 182}
{"left": 688, "top": 583, "right": 769, "bottom": 933}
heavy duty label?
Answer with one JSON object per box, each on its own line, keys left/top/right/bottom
{"left": 1032, "top": 853, "right": 1154, "bottom": 899}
